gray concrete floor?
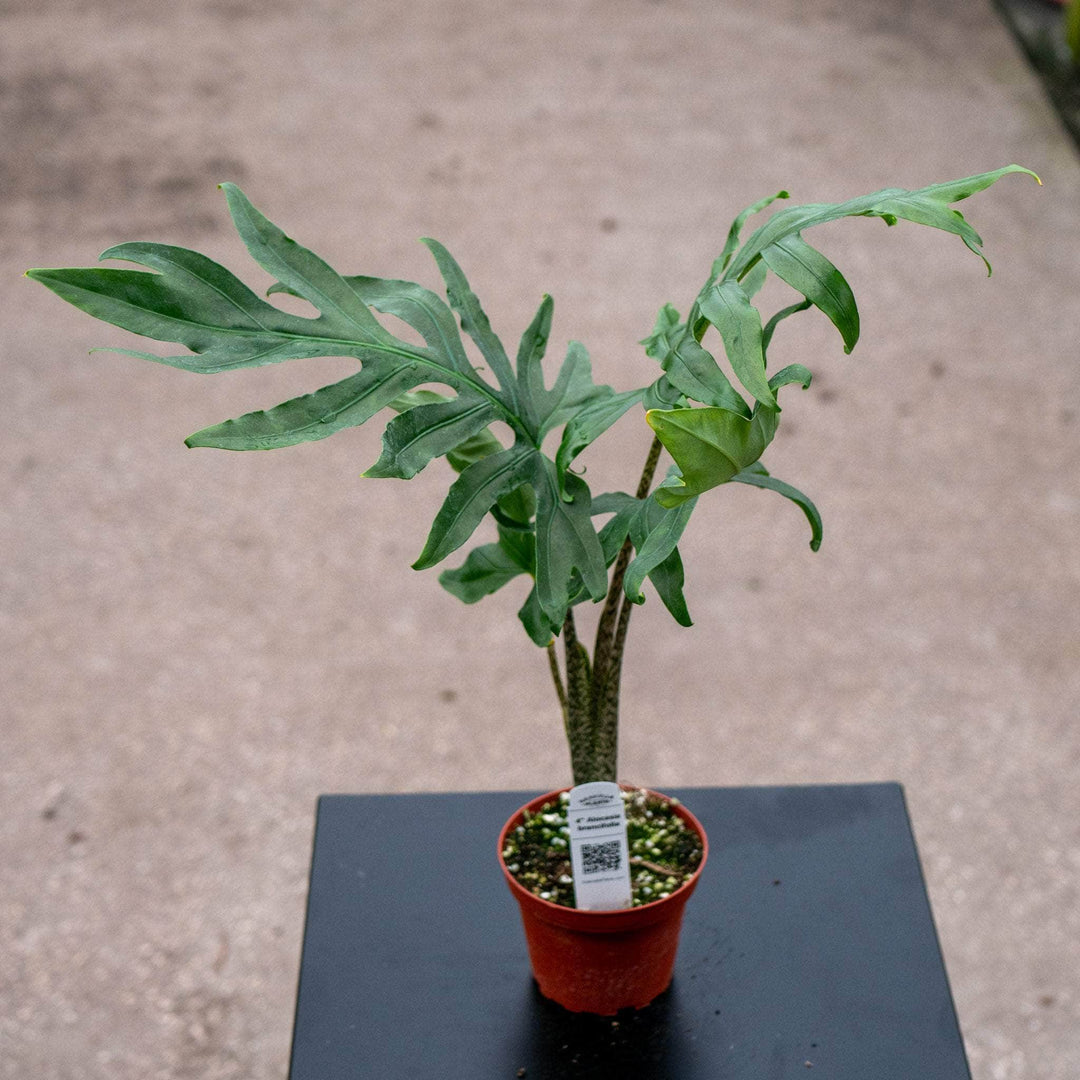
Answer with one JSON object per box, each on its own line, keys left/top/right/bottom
{"left": 2, "top": 1, "right": 1078, "bottom": 1076}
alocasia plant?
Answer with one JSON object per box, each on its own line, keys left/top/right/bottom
{"left": 27, "top": 164, "right": 1038, "bottom": 785}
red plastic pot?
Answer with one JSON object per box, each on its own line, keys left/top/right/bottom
{"left": 497, "top": 787, "right": 708, "bottom": 1015}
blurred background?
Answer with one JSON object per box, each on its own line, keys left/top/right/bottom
{"left": 2, "top": 0, "right": 1078, "bottom": 1076}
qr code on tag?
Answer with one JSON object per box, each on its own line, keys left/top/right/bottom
{"left": 581, "top": 840, "right": 622, "bottom": 876}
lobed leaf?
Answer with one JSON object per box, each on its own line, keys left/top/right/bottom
{"left": 514, "top": 294, "right": 554, "bottom": 435}
{"left": 730, "top": 461, "right": 822, "bottom": 551}
{"left": 413, "top": 446, "right": 537, "bottom": 570}
{"left": 707, "top": 189, "right": 790, "bottom": 284}
{"left": 768, "top": 363, "right": 813, "bottom": 392}
{"left": 531, "top": 457, "right": 609, "bottom": 627}
{"left": 438, "top": 542, "right": 527, "bottom": 604}
{"left": 421, "top": 238, "right": 518, "bottom": 402}
{"left": 696, "top": 279, "right": 775, "bottom": 410}
{"left": 532, "top": 341, "right": 612, "bottom": 439}
{"left": 221, "top": 184, "right": 390, "bottom": 342}
{"left": 660, "top": 326, "right": 751, "bottom": 417}
{"left": 517, "top": 586, "right": 560, "bottom": 647}
{"left": 622, "top": 495, "right": 697, "bottom": 623}
{"left": 186, "top": 365, "right": 426, "bottom": 450}
{"left": 722, "top": 165, "right": 1039, "bottom": 284}
{"left": 640, "top": 303, "right": 682, "bottom": 360}
{"left": 337, "top": 275, "right": 477, "bottom": 378}
{"left": 761, "top": 299, "right": 812, "bottom": 352}
{"left": 27, "top": 248, "right": 358, "bottom": 374}
{"left": 364, "top": 397, "right": 498, "bottom": 480}
{"left": 554, "top": 388, "right": 645, "bottom": 497}
{"left": 760, "top": 233, "right": 859, "bottom": 353}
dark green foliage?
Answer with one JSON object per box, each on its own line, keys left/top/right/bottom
{"left": 27, "top": 166, "right": 1037, "bottom": 781}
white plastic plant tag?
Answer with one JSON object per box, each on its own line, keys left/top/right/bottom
{"left": 567, "top": 781, "right": 633, "bottom": 911}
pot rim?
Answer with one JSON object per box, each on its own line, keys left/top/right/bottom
{"left": 497, "top": 784, "right": 709, "bottom": 928}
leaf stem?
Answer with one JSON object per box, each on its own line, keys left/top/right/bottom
{"left": 592, "top": 434, "right": 663, "bottom": 676}
{"left": 583, "top": 434, "right": 665, "bottom": 782}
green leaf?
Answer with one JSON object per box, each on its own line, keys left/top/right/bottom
{"left": 364, "top": 397, "right": 498, "bottom": 479}
{"left": 623, "top": 496, "right": 697, "bottom": 616}
{"left": 723, "top": 166, "right": 1039, "bottom": 283}
{"left": 739, "top": 259, "right": 768, "bottom": 301}
{"left": 337, "top": 276, "right": 477, "bottom": 379}
{"left": 642, "top": 374, "right": 686, "bottom": 412}
{"left": 438, "top": 542, "right": 527, "bottom": 603}
{"left": 591, "top": 491, "right": 640, "bottom": 515}
{"left": 186, "top": 365, "right": 426, "bottom": 449}
{"left": 761, "top": 299, "right": 812, "bottom": 352}
{"left": 640, "top": 303, "right": 682, "bottom": 360}
{"left": 594, "top": 493, "right": 640, "bottom": 563}
{"left": 660, "top": 327, "right": 752, "bottom": 417}
{"left": 220, "top": 185, "right": 393, "bottom": 342}
{"left": 27, "top": 247, "right": 359, "bottom": 374}
{"left": 444, "top": 426, "right": 505, "bottom": 472}
{"left": 696, "top": 279, "right": 776, "bottom": 410}
{"left": 730, "top": 461, "right": 822, "bottom": 551}
{"left": 554, "top": 388, "right": 645, "bottom": 496}
{"left": 495, "top": 523, "right": 537, "bottom": 571}
{"left": 533, "top": 341, "right": 611, "bottom": 439}
{"left": 645, "top": 547, "right": 692, "bottom": 626}
{"left": 643, "top": 306, "right": 743, "bottom": 412}
{"left": 26, "top": 194, "right": 518, "bottom": 478}
{"left": 553, "top": 487, "right": 640, "bottom": 612}
{"left": 439, "top": 520, "right": 537, "bottom": 606}
{"left": 761, "top": 233, "right": 859, "bottom": 353}
{"left": 768, "top": 363, "right": 813, "bottom": 391}
{"left": 413, "top": 446, "right": 537, "bottom": 570}
{"left": 647, "top": 404, "right": 780, "bottom": 508}
{"left": 515, "top": 294, "right": 554, "bottom": 434}
{"left": 708, "top": 189, "right": 790, "bottom": 283}
{"left": 269, "top": 273, "right": 482, "bottom": 381}
{"left": 386, "top": 388, "right": 454, "bottom": 410}
{"left": 493, "top": 486, "right": 537, "bottom": 528}
{"left": 28, "top": 188, "right": 569, "bottom": 588}
{"left": 517, "top": 585, "right": 560, "bottom": 647}
{"left": 421, "top": 238, "right": 518, "bottom": 400}
{"left": 531, "top": 457, "right": 608, "bottom": 626}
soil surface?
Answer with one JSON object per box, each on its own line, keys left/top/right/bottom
{"left": 3, "top": 2, "right": 1079, "bottom": 1078}
{"left": 502, "top": 788, "right": 703, "bottom": 908}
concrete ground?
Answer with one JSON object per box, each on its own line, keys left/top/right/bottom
{"left": 2, "top": 0, "right": 1078, "bottom": 1076}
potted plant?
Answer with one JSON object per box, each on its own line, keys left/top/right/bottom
{"left": 26, "top": 164, "right": 1038, "bottom": 1014}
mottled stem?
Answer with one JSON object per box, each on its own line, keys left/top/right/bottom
{"left": 586, "top": 434, "right": 665, "bottom": 783}
{"left": 561, "top": 609, "right": 596, "bottom": 784}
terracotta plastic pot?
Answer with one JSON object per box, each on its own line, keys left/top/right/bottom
{"left": 498, "top": 787, "right": 708, "bottom": 1015}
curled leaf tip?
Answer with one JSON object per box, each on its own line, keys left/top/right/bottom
{"left": 1003, "top": 164, "right": 1041, "bottom": 186}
